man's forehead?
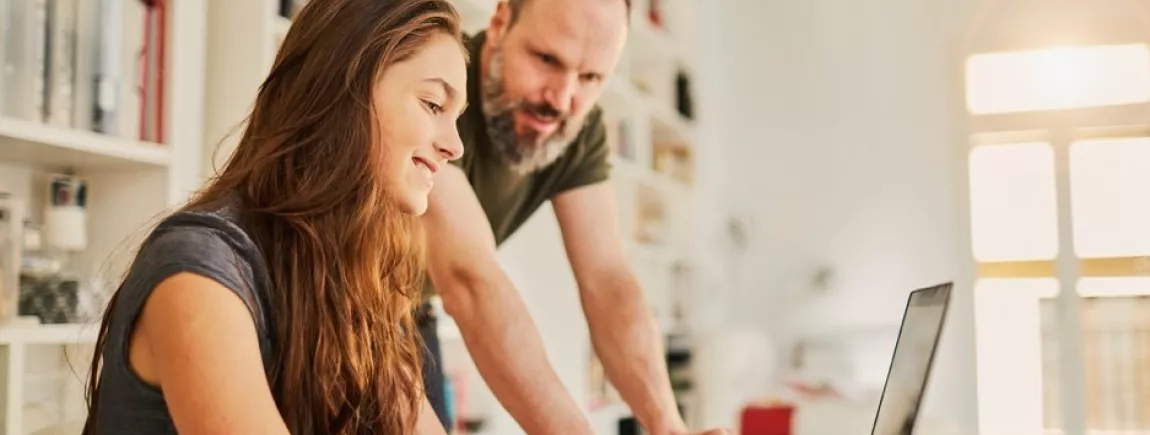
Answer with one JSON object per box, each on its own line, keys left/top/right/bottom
{"left": 514, "top": 0, "right": 628, "bottom": 61}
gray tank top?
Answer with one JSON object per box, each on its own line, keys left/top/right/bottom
{"left": 91, "top": 201, "right": 274, "bottom": 434}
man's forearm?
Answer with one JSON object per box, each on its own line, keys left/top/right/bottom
{"left": 440, "top": 271, "right": 594, "bottom": 435}
{"left": 582, "top": 272, "right": 686, "bottom": 434}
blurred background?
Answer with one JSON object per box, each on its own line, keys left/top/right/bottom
{"left": 1, "top": 0, "right": 1149, "bottom": 434}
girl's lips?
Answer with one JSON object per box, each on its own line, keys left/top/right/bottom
{"left": 413, "top": 156, "right": 439, "bottom": 174}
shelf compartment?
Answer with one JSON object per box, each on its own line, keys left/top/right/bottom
{"left": 652, "top": 138, "right": 694, "bottom": 186}
{"left": 633, "top": 183, "right": 669, "bottom": 246}
{"left": 649, "top": 103, "right": 695, "bottom": 147}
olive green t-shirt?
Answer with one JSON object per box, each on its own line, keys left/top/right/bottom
{"left": 421, "top": 31, "right": 612, "bottom": 301}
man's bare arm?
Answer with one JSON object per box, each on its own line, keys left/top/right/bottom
{"left": 552, "top": 182, "right": 687, "bottom": 435}
{"left": 422, "top": 166, "right": 594, "bottom": 435}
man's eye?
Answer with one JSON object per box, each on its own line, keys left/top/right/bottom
{"left": 538, "top": 53, "right": 559, "bottom": 66}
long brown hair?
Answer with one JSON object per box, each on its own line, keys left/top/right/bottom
{"left": 82, "top": 0, "right": 464, "bottom": 433}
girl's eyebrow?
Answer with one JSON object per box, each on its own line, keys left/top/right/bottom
{"left": 423, "top": 77, "right": 468, "bottom": 114}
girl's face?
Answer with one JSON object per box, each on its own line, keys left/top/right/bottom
{"left": 372, "top": 33, "right": 468, "bottom": 215}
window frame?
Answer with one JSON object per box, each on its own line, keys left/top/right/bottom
{"left": 965, "top": 45, "right": 1150, "bottom": 435}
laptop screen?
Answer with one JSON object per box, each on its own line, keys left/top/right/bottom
{"left": 870, "top": 283, "right": 952, "bottom": 435}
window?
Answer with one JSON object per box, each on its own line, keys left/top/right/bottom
{"left": 969, "top": 143, "right": 1059, "bottom": 262}
{"left": 974, "top": 279, "right": 1057, "bottom": 435}
{"left": 965, "top": 44, "right": 1150, "bottom": 114}
{"left": 1076, "top": 279, "right": 1150, "bottom": 431}
{"left": 1069, "top": 137, "right": 1150, "bottom": 258}
{"left": 966, "top": 41, "right": 1150, "bottom": 435}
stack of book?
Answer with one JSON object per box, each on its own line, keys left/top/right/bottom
{"left": 0, "top": 0, "right": 168, "bottom": 144}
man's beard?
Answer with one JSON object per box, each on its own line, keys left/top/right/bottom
{"left": 481, "top": 46, "right": 586, "bottom": 174}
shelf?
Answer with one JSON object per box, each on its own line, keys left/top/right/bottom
{"left": 610, "top": 155, "right": 690, "bottom": 196}
{"left": 601, "top": 76, "right": 644, "bottom": 113}
{"left": 0, "top": 323, "right": 98, "bottom": 345}
{"left": 650, "top": 104, "right": 695, "bottom": 147}
{"left": 0, "top": 117, "right": 171, "bottom": 170}
{"left": 601, "top": 79, "right": 696, "bottom": 148}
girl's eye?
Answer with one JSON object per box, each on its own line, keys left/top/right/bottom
{"left": 423, "top": 99, "right": 444, "bottom": 115}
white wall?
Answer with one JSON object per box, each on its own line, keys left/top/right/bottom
{"left": 710, "top": 0, "right": 981, "bottom": 432}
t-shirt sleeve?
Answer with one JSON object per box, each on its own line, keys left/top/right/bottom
{"left": 553, "top": 108, "right": 612, "bottom": 194}
{"left": 114, "top": 216, "right": 266, "bottom": 340}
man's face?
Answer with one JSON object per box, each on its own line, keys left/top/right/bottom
{"left": 482, "top": 0, "right": 628, "bottom": 173}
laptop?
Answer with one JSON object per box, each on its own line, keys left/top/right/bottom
{"left": 868, "top": 282, "right": 953, "bottom": 435}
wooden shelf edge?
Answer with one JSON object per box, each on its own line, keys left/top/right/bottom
{"left": 0, "top": 322, "right": 99, "bottom": 345}
{"left": 0, "top": 116, "right": 171, "bottom": 169}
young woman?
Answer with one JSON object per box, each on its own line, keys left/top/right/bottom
{"left": 81, "top": 0, "right": 468, "bottom": 433}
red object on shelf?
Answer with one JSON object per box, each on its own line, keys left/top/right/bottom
{"left": 648, "top": 0, "right": 663, "bottom": 27}
{"left": 739, "top": 404, "right": 794, "bottom": 435}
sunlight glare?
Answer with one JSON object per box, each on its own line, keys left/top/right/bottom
{"left": 966, "top": 44, "right": 1150, "bottom": 114}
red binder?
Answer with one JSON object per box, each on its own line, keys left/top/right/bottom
{"left": 139, "top": 0, "right": 165, "bottom": 143}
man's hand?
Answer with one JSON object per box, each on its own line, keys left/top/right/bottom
{"left": 422, "top": 166, "right": 595, "bottom": 435}
{"left": 692, "top": 429, "right": 735, "bottom": 435}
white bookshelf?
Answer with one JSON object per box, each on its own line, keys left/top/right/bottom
{"left": 0, "top": 0, "right": 208, "bottom": 432}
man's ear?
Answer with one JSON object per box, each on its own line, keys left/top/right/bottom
{"left": 486, "top": 2, "right": 513, "bottom": 45}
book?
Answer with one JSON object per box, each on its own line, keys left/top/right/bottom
{"left": 93, "top": 0, "right": 124, "bottom": 136}
{"left": 0, "top": 0, "right": 8, "bottom": 111}
{"left": 0, "top": 0, "right": 166, "bottom": 145}
{"left": 139, "top": 0, "right": 165, "bottom": 143}
{"left": 72, "top": 0, "right": 101, "bottom": 132}
{"left": 45, "top": 0, "right": 78, "bottom": 127}
{"left": 1, "top": 0, "right": 48, "bottom": 122}
{"left": 119, "top": 0, "right": 144, "bottom": 141}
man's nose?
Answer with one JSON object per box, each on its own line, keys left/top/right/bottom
{"left": 544, "top": 73, "right": 578, "bottom": 114}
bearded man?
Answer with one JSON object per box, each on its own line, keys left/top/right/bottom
{"left": 418, "top": 1, "right": 731, "bottom": 434}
